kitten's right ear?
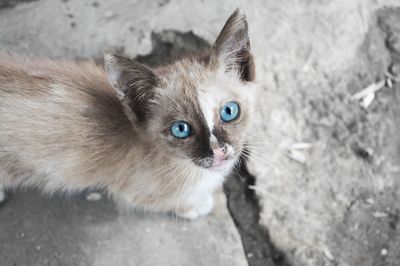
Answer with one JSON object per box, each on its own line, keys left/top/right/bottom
{"left": 213, "top": 8, "right": 255, "bottom": 81}
{"left": 104, "top": 54, "right": 160, "bottom": 121}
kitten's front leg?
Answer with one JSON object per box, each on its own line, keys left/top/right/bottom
{"left": 175, "top": 193, "right": 214, "bottom": 220}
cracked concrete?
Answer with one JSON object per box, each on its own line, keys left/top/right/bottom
{"left": 247, "top": 2, "right": 400, "bottom": 265}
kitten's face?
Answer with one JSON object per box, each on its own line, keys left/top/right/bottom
{"left": 148, "top": 60, "right": 255, "bottom": 171}
{"left": 105, "top": 9, "right": 256, "bottom": 173}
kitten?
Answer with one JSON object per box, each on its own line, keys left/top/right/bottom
{"left": 0, "top": 9, "right": 256, "bottom": 219}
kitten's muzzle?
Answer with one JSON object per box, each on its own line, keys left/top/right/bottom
{"left": 194, "top": 145, "right": 230, "bottom": 169}
{"left": 212, "top": 146, "right": 228, "bottom": 166}
{"left": 194, "top": 157, "right": 214, "bottom": 168}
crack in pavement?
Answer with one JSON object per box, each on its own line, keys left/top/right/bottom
{"left": 0, "top": 0, "right": 38, "bottom": 9}
{"left": 224, "top": 157, "right": 290, "bottom": 266}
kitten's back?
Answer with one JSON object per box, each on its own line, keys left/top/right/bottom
{"left": 0, "top": 56, "right": 134, "bottom": 189}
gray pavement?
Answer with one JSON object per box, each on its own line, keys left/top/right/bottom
{"left": 0, "top": 189, "right": 246, "bottom": 266}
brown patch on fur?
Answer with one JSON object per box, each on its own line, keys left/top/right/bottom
{"left": 0, "top": 55, "right": 137, "bottom": 190}
{"left": 0, "top": 154, "right": 37, "bottom": 187}
{"left": 104, "top": 54, "right": 161, "bottom": 122}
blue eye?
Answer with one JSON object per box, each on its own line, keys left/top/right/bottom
{"left": 220, "top": 102, "right": 240, "bottom": 122}
{"left": 170, "top": 121, "right": 191, "bottom": 139}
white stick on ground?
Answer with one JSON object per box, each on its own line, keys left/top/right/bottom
{"left": 360, "top": 92, "right": 375, "bottom": 108}
{"left": 351, "top": 80, "right": 385, "bottom": 100}
{"left": 287, "top": 142, "right": 312, "bottom": 164}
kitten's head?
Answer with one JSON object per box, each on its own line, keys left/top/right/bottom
{"left": 105, "top": 9, "right": 256, "bottom": 173}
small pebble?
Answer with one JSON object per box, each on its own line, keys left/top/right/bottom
{"left": 322, "top": 246, "right": 334, "bottom": 261}
{"left": 247, "top": 253, "right": 254, "bottom": 258}
{"left": 373, "top": 211, "right": 388, "bottom": 218}
{"left": 386, "top": 78, "right": 393, "bottom": 89}
{"left": 353, "top": 223, "right": 359, "bottom": 230}
{"left": 352, "top": 144, "right": 373, "bottom": 160}
{"left": 365, "top": 198, "right": 374, "bottom": 205}
{"left": 381, "top": 248, "right": 388, "bottom": 256}
{"left": 105, "top": 11, "right": 115, "bottom": 19}
{"left": 390, "top": 62, "right": 400, "bottom": 77}
{"left": 288, "top": 149, "right": 307, "bottom": 164}
{"left": 86, "top": 192, "right": 102, "bottom": 201}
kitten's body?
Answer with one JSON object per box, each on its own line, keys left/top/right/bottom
{"left": 0, "top": 9, "right": 256, "bottom": 218}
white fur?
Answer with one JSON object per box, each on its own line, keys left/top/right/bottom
{"left": 177, "top": 193, "right": 214, "bottom": 219}
{"left": 177, "top": 168, "right": 225, "bottom": 219}
{"left": 198, "top": 91, "right": 216, "bottom": 132}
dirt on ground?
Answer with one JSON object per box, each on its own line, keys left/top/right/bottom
{"left": 246, "top": 6, "right": 400, "bottom": 266}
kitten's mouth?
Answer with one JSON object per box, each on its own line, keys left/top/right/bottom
{"left": 209, "top": 157, "right": 236, "bottom": 171}
{"left": 212, "top": 157, "right": 229, "bottom": 166}
{"left": 193, "top": 157, "right": 213, "bottom": 169}
{"left": 194, "top": 157, "right": 233, "bottom": 170}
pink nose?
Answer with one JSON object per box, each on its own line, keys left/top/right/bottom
{"left": 212, "top": 147, "right": 226, "bottom": 165}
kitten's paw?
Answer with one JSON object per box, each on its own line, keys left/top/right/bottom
{"left": 176, "top": 194, "right": 214, "bottom": 220}
{"left": 177, "top": 209, "right": 201, "bottom": 220}
{"left": 194, "top": 193, "right": 214, "bottom": 216}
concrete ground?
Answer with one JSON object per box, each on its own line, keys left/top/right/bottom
{"left": 1, "top": 1, "right": 400, "bottom": 266}
{"left": 0, "top": 189, "right": 245, "bottom": 266}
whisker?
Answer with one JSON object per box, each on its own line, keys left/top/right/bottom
{"left": 175, "top": 168, "right": 194, "bottom": 221}
{"left": 242, "top": 149, "right": 308, "bottom": 197}
{"left": 244, "top": 146, "right": 280, "bottom": 153}
{"left": 242, "top": 153, "right": 278, "bottom": 171}
{"left": 156, "top": 160, "right": 193, "bottom": 198}
{"left": 142, "top": 158, "right": 194, "bottom": 214}
{"left": 245, "top": 141, "right": 282, "bottom": 146}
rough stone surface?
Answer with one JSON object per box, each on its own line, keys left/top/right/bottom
{"left": 246, "top": 2, "right": 400, "bottom": 266}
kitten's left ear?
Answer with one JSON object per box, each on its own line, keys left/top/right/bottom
{"left": 104, "top": 54, "right": 160, "bottom": 121}
{"left": 213, "top": 8, "right": 255, "bottom": 81}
